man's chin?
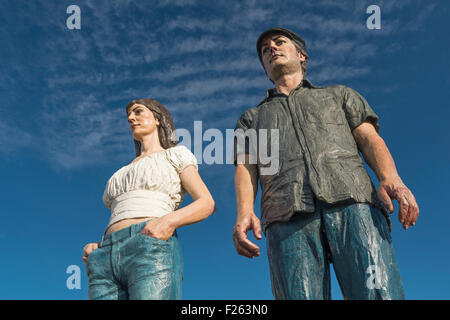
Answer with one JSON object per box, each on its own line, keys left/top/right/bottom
{"left": 268, "top": 61, "right": 285, "bottom": 74}
{"left": 270, "top": 61, "right": 301, "bottom": 81}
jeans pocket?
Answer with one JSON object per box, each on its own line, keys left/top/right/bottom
{"left": 137, "top": 232, "right": 172, "bottom": 245}
{"left": 86, "top": 248, "right": 98, "bottom": 264}
{"left": 85, "top": 248, "right": 100, "bottom": 277}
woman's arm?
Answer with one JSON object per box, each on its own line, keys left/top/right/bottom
{"left": 141, "top": 165, "right": 215, "bottom": 240}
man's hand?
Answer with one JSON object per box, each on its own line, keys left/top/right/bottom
{"left": 141, "top": 216, "right": 176, "bottom": 241}
{"left": 233, "top": 212, "right": 262, "bottom": 258}
{"left": 353, "top": 122, "right": 419, "bottom": 231}
{"left": 377, "top": 176, "right": 419, "bottom": 230}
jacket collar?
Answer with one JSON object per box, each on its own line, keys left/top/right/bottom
{"left": 265, "top": 78, "right": 316, "bottom": 99}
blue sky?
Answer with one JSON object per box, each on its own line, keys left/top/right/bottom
{"left": 0, "top": 0, "right": 449, "bottom": 300}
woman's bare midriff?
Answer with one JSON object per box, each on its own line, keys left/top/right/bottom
{"left": 104, "top": 217, "right": 157, "bottom": 235}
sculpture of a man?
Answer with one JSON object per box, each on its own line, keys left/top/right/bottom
{"left": 232, "top": 27, "right": 419, "bottom": 299}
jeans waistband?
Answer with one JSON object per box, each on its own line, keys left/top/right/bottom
{"left": 99, "top": 220, "right": 178, "bottom": 247}
{"left": 100, "top": 220, "right": 149, "bottom": 247}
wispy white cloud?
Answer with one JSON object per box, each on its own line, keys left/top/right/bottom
{"left": 46, "top": 53, "right": 262, "bottom": 89}
{"left": 148, "top": 76, "right": 267, "bottom": 100}
{"left": 170, "top": 36, "right": 222, "bottom": 54}
{"left": 157, "top": 0, "right": 198, "bottom": 7}
{"left": 166, "top": 16, "right": 226, "bottom": 32}
{"left": 39, "top": 94, "right": 132, "bottom": 169}
{"left": 2, "top": 0, "right": 436, "bottom": 170}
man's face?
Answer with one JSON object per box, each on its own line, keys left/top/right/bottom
{"left": 260, "top": 34, "right": 306, "bottom": 81}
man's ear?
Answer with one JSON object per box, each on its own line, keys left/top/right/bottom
{"left": 297, "top": 51, "right": 306, "bottom": 62}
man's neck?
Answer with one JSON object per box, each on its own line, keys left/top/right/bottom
{"left": 274, "top": 72, "right": 303, "bottom": 96}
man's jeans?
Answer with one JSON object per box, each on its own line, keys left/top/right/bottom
{"left": 266, "top": 202, "right": 405, "bottom": 300}
{"left": 86, "top": 220, "right": 183, "bottom": 300}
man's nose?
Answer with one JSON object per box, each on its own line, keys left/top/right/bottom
{"left": 269, "top": 42, "right": 279, "bottom": 53}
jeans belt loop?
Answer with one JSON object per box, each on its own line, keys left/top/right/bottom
{"left": 99, "top": 234, "right": 106, "bottom": 248}
{"left": 130, "top": 222, "right": 138, "bottom": 237}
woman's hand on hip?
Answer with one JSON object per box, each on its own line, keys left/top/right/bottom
{"left": 82, "top": 242, "right": 99, "bottom": 263}
{"left": 141, "top": 216, "right": 176, "bottom": 241}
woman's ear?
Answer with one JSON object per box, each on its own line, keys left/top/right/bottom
{"left": 153, "top": 113, "right": 160, "bottom": 126}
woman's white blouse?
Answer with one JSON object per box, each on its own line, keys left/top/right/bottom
{"left": 102, "top": 145, "right": 198, "bottom": 228}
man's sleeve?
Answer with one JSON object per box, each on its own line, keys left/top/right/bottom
{"left": 233, "top": 108, "right": 257, "bottom": 166}
{"left": 342, "top": 87, "right": 380, "bottom": 133}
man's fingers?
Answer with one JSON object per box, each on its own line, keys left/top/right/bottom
{"left": 253, "top": 230, "right": 262, "bottom": 240}
{"left": 378, "top": 187, "right": 394, "bottom": 213}
{"left": 242, "top": 238, "right": 260, "bottom": 254}
{"left": 233, "top": 218, "right": 261, "bottom": 258}
{"left": 252, "top": 218, "right": 262, "bottom": 240}
{"left": 236, "top": 231, "right": 260, "bottom": 254}
{"left": 411, "top": 196, "right": 419, "bottom": 226}
{"left": 379, "top": 181, "right": 419, "bottom": 229}
{"left": 233, "top": 234, "right": 258, "bottom": 258}
{"left": 233, "top": 226, "right": 260, "bottom": 258}
{"left": 406, "top": 203, "right": 415, "bottom": 229}
{"left": 405, "top": 192, "right": 419, "bottom": 228}
{"left": 234, "top": 240, "right": 258, "bottom": 258}
{"left": 395, "top": 186, "right": 418, "bottom": 229}
{"left": 403, "top": 192, "right": 413, "bottom": 228}
{"left": 396, "top": 190, "right": 408, "bottom": 228}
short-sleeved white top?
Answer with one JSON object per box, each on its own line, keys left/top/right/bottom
{"left": 102, "top": 145, "right": 198, "bottom": 228}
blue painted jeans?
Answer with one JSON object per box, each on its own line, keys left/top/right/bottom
{"left": 86, "top": 220, "right": 183, "bottom": 300}
{"left": 266, "top": 202, "right": 405, "bottom": 300}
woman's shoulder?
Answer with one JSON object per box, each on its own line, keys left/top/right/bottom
{"left": 165, "top": 144, "right": 198, "bottom": 173}
{"left": 166, "top": 144, "right": 194, "bottom": 156}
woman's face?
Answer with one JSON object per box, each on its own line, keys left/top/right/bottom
{"left": 127, "top": 103, "right": 160, "bottom": 140}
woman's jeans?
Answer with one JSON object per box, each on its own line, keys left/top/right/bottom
{"left": 266, "top": 202, "right": 405, "bottom": 300}
{"left": 86, "top": 220, "right": 183, "bottom": 300}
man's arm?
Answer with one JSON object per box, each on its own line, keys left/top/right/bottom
{"left": 233, "top": 160, "right": 262, "bottom": 258}
{"left": 352, "top": 122, "right": 419, "bottom": 229}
